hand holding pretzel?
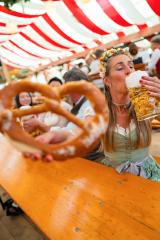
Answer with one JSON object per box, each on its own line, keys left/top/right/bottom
{"left": 0, "top": 80, "right": 108, "bottom": 160}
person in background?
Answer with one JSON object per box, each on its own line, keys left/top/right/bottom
{"left": 31, "top": 67, "right": 99, "bottom": 161}
{"left": 38, "top": 76, "right": 72, "bottom": 130}
{"left": 128, "top": 42, "right": 150, "bottom": 65}
{"left": 23, "top": 76, "right": 72, "bottom": 135}
{"left": 63, "top": 67, "right": 94, "bottom": 124}
{"left": 128, "top": 42, "right": 142, "bottom": 64}
{"left": 89, "top": 49, "right": 104, "bottom": 90}
{"left": 15, "top": 91, "right": 37, "bottom": 125}
{"left": 48, "top": 76, "right": 63, "bottom": 87}
{"left": 44, "top": 67, "right": 94, "bottom": 133}
{"left": 78, "top": 59, "right": 91, "bottom": 75}
{"left": 89, "top": 49, "right": 104, "bottom": 73}
{"left": 15, "top": 91, "right": 33, "bottom": 108}
{"left": 147, "top": 35, "right": 160, "bottom": 78}
{"left": 98, "top": 48, "right": 160, "bottom": 181}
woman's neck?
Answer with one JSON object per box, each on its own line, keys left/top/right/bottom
{"left": 111, "top": 93, "right": 131, "bottom": 129}
{"left": 111, "top": 93, "right": 130, "bottom": 105}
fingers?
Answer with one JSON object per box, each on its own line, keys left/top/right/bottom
{"left": 149, "top": 92, "right": 160, "bottom": 98}
{"left": 23, "top": 151, "right": 54, "bottom": 162}
{"left": 36, "top": 135, "right": 50, "bottom": 144}
{"left": 140, "top": 76, "right": 160, "bottom": 98}
{"left": 23, "top": 152, "right": 32, "bottom": 158}
{"left": 142, "top": 75, "right": 159, "bottom": 82}
{"left": 43, "top": 154, "right": 54, "bottom": 162}
{"left": 141, "top": 76, "right": 160, "bottom": 87}
{"left": 23, "top": 152, "right": 41, "bottom": 161}
{"left": 36, "top": 132, "right": 56, "bottom": 144}
{"left": 23, "top": 121, "right": 34, "bottom": 132}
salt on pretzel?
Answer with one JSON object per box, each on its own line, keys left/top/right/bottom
{"left": 0, "top": 80, "right": 108, "bottom": 160}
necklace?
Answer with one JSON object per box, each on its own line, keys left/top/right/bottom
{"left": 112, "top": 101, "right": 131, "bottom": 111}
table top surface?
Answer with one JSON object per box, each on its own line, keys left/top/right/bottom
{"left": 0, "top": 134, "right": 160, "bottom": 240}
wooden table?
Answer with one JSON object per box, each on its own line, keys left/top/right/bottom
{"left": 0, "top": 134, "right": 160, "bottom": 240}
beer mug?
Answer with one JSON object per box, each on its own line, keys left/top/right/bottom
{"left": 125, "top": 70, "right": 160, "bottom": 121}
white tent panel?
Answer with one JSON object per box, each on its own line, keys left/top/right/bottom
{"left": 2, "top": 41, "right": 43, "bottom": 60}
{"left": 54, "top": 1, "right": 101, "bottom": 39}
{"left": 75, "top": 0, "right": 123, "bottom": 32}
{"left": 0, "top": 0, "right": 159, "bottom": 68}
{"left": 0, "top": 47, "right": 41, "bottom": 67}
{"left": 109, "top": 0, "right": 147, "bottom": 24}
{"left": 36, "top": 17, "right": 80, "bottom": 48}
{"left": 48, "top": 11, "right": 94, "bottom": 44}
{"left": 22, "top": 26, "right": 65, "bottom": 51}
{"left": 129, "top": 0, "right": 157, "bottom": 19}
{"left": 9, "top": 34, "right": 60, "bottom": 58}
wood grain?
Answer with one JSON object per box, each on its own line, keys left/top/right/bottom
{"left": 0, "top": 134, "right": 160, "bottom": 240}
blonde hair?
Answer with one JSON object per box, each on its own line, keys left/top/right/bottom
{"left": 100, "top": 48, "right": 132, "bottom": 78}
{"left": 101, "top": 48, "right": 151, "bottom": 152}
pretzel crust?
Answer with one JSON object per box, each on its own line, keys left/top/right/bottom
{"left": 0, "top": 80, "right": 108, "bottom": 160}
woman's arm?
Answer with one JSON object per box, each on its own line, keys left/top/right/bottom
{"left": 35, "top": 129, "right": 70, "bottom": 144}
{"left": 23, "top": 118, "right": 50, "bottom": 133}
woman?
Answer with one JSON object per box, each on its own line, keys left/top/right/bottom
{"left": 98, "top": 48, "right": 160, "bottom": 181}
{"left": 15, "top": 91, "right": 36, "bottom": 125}
{"left": 15, "top": 91, "right": 33, "bottom": 108}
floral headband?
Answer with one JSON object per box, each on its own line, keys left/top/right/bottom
{"left": 99, "top": 47, "right": 130, "bottom": 78}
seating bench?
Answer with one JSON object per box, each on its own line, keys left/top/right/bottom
{"left": 0, "top": 134, "right": 160, "bottom": 240}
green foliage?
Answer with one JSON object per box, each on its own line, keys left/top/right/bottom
{"left": 0, "top": 0, "right": 30, "bottom": 8}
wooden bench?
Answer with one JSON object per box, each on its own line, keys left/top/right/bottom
{"left": 0, "top": 134, "right": 160, "bottom": 240}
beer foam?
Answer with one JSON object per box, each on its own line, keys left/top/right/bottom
{"left": 125, "top": 70, "right": 148, "bottom": 88}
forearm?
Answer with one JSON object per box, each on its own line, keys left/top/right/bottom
{"left": 38, "top": 121, "right": 50, "bottom": 132}
{"left": 35, "top": 129, "right": 70, "bottom": 144}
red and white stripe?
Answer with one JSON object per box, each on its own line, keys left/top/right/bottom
{"left": 0, "top": 0, "right": 159, "bottom": 68}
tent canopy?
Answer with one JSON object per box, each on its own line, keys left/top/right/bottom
{"left": 0, "top": 0, "right": 159, "bottom": 69}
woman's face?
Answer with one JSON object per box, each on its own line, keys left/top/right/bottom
{"left": 49, "top": 81, "right": 61, "bottom": 88}
{"left": 19, "top": 92, "right": 32, "bottom": 106}
{"left": 104, "top": 54, "right": 134, "bottom": 95}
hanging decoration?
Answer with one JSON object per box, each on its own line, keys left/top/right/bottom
{"left": 0, "top": 0, "right": 30, "bottom": 8}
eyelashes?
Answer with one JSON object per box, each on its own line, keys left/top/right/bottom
{"left": 116, "top": 65, "right": 134, "bottom": 71}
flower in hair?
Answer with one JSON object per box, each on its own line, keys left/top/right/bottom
{"left": 99, "top": 48, "right": 129, "bottom": 78}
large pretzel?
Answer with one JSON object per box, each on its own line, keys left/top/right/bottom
{"left": 0, "top": 80, "right": 108, "bottom": 160}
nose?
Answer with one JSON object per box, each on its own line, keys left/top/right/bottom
{"left": 125, "top": 65, "right": 132, "bottom": 75}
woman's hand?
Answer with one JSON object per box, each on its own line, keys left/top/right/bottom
{"left": 140, "top": 76, "right": 160, "bottom": 99}
{"left": 23, "top": 152, "right": 54, "bottom": 162}
{"left": 23, "top": 132, "right": 55, "bottom": 161}
{"left": 35, "top": 130, "right": 69, "bottom": 144}
{"left": 23, "top": 130, "right": 69, "bottom": 162}
{"left": 35, "top": 131, "right": 55, "bottom": 144}
{"left": 23, "top": 118, "right": 49, "bottom": 133}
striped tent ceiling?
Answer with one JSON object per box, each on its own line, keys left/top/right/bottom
{"left": 0, "top": 0, "right": 159, "bottom": 69}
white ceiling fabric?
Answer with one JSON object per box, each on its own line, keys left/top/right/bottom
{"left": 0, "top": 0, "right": 159, "bottom": 68}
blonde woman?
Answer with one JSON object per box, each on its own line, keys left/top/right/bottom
{"left": 98, "top": 48, "right": 160, "bottom": 181}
